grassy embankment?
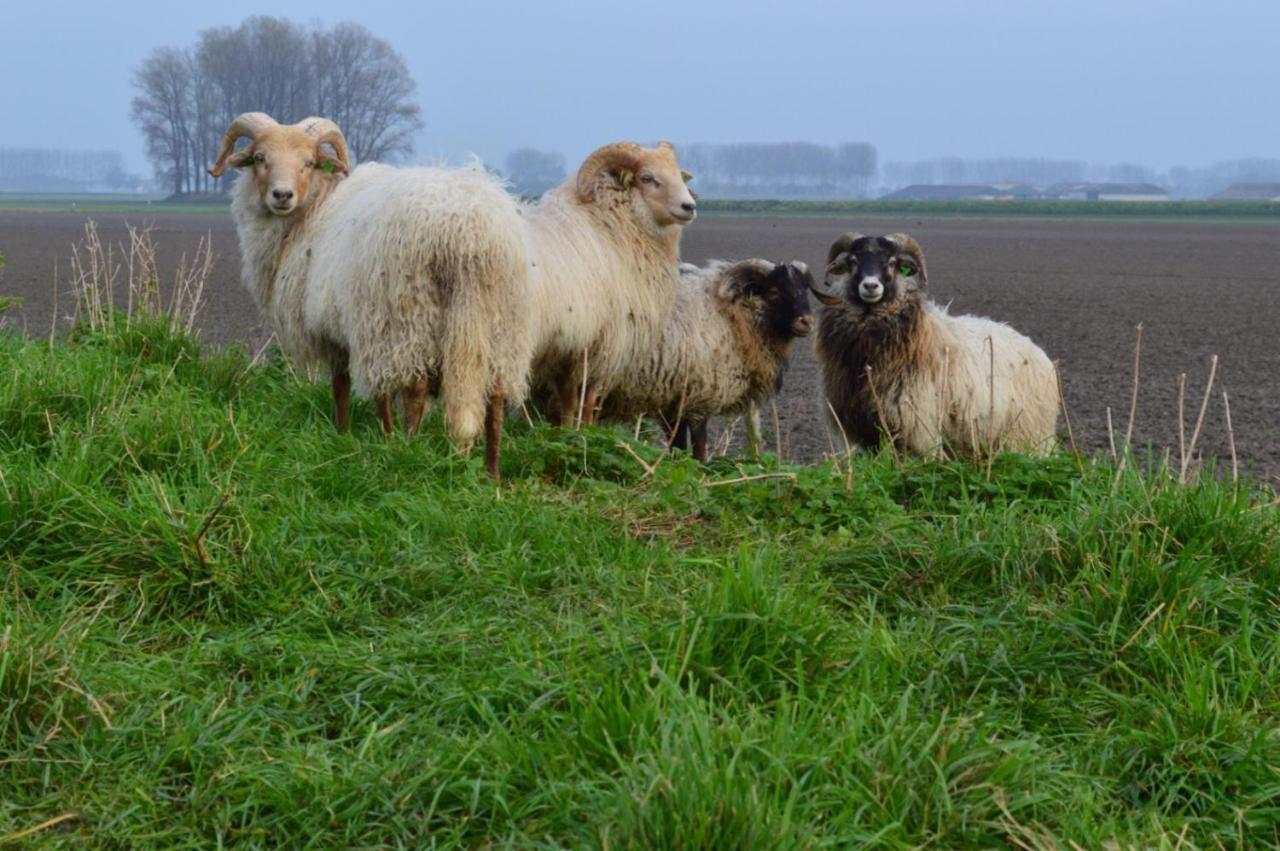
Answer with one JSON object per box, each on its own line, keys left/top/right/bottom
{"left": 1, "top": 230, "right": 1278, "bottom": 848}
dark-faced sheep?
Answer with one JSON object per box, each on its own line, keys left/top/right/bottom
{"left": 811, "top": 233, "right": 1058, "bottom": 457}
{"left": 599, "top": 259, "right": 815, "bottom": 460}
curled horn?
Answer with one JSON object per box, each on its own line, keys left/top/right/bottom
{"left": 825, "top": 231, "right": 864, "bottom": 266}
{"left": 575, "top": 141, "right": 646, "bottom": 201}
{"left": 884, "top": 233, "right": 927, "bottom": 284}
{"left": 811, "top": 233, "right": 865, "bottom": 306}
{"left": 208, "top": 112, "right": 278, "bottom": 177}
{"left": 295, "top": 117, "right": 351, "bottom": 175}
{"left": 718, "top": 259, "right": 773, "bottom": 301}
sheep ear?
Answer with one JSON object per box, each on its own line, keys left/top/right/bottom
{"left": 315, "top": 153, "right": 348, "bottom": 176}
{"left": 826, "top": 232, "right": 864, "bottom": 266}
{"left": 885, "top": 233, "right": 927, "bottom": 288}
{"left": 228, "top": 148, "right": 256, "bottom": 169}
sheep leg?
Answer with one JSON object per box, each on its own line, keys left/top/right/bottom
{"left": 331, "top": 368, "right": 351, "bottom": 433}
{"left": 691, "top": 421, "right": 709, "bottom": 462}
{"left": 580, "top": 385, "right": 599, "bottom": 426}
{"left": 375, "top": 395, "right": 395, "bottom": 435}
{"left": 556, "top": 382, "right": 577, "bottom": 428}
{"left": 669, "top": 419, "right": 692, "bottom": 453}
{"left": 485, "top": 385, "right": 505, "bottom": 482}
{"left": 403, "top": 375, "right": 430, "bottom": 437}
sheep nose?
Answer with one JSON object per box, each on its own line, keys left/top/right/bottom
{"left": 858, "top": 281, "right": 884, "bottom": 303}
{"left": 792, "top": 314, "right": 813, "bottom": 336}
{"left": 681, "top": 201, "right": 696, "bottom": 213}
{"left": 272, "top": 188, "right": 294, "bottom": 202}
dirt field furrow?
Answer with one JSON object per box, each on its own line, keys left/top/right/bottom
{"left": 3, "top": 210, "right": 1278, "bottom": 479}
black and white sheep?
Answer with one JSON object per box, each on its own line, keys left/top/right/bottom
{"left": 599, "top": 259, "right": 815, "bottom": 460}
{"left": 811, "top": 233, "right": 1058, "bottom": 457}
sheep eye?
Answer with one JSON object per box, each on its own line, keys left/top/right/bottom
{"left": 898, "top": 262, "right": 916, "bottom": 277}
{"left": 640, "top": 174, "right": 657, "bottom": 186}
{"left": 305, "top": 160, "right": 315, "bottom": 169}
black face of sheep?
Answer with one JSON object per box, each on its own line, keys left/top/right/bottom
{"left": 724, "top": 260, "right": 815, "bottom": 341}
{"left": 810, "top": 233, "right": 927, "bottom": 313}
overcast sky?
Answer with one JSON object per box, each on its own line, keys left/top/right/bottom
{"left": 3, "top": 0, "right": 1277, "bottom": 175}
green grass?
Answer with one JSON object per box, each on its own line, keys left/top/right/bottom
{"left": 699, "top": 198, "right": 1280, "bottom": 222}
{"left": 3, "top": 316, "right": 1279, "bottom": 848}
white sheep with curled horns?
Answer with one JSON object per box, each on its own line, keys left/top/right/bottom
{"left": 208, "top": 111, "right": 531, "bottom": 478}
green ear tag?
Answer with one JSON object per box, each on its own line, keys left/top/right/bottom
{"left": 320, "top": 161, "right": 336, "bottom": 174}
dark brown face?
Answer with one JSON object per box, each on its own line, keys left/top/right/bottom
{"left": 811, "top": 234, "right": 927, "bottom": 309}
{"left": 732, "top": 260, "right": 815, "bottom": 339}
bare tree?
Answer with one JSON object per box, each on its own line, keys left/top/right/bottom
{"left": 312, "top": 22, "right": 422, "bottom": 163}
{"left": 131, "top": 47, "right": 197, "bottom": 195}
{"left": 131, "top": 17, "right": 423, "bottom": 195}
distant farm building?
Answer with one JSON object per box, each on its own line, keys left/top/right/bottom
{"left": 1046, "top": 182, "right": 1169, "bottom": 202}
{"left": 1209, "top": 183, "right": 1280, "bottom": 201}
{"left": 879, "top": 183, "right": 1040, "bottom": 201}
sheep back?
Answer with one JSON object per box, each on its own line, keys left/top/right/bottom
{"left": 601, "top": 261, "right": 785, "bottom": 423}
{"left": 309, "top": 164, "right": 533, "bottom": 411}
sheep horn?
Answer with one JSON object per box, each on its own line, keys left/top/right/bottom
{"left": 295, "top": 117, "right": 351, "bottom": 174}
{"left": 718, "top": 259, "right": 773, "bottom": 300}
{"left": 884, "top": 233, "right": 927, "bottom": 284}
{"left": 812, "top": 234, "right": 864, "bottom": 306}
{"left": 208, "top": 112, "right": 278, "bottom": 177}
{"left": 825, "top": 232, "right": 864, "bottom": 266}
{"left": 575, "top": 141, "right": 646, "bottom": 201}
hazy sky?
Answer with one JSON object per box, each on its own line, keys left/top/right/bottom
{"left": 3, "top": 0, "right": 1277, "bottom": 175}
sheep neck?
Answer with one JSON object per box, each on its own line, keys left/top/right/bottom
{"left": 723, "top": 299, "right": 792, "bottom": 401}
{"left": 232, "top": 172, "right": 342, "bottom": 309}
{"left": 819, "top": 294, "right": 934, "bottom": 447}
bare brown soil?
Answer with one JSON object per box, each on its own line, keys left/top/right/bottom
{"left": 4, "top": 209, "right": 1279, "bottom": 479}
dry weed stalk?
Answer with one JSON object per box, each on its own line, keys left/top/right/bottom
{"left": 825, "top": 398, "right": 856, "bottom": 492}
{"left": 771, "top": 399, "right": 783, "bottom": 462}
{"left": 863, "top": 364, "right": 902, "bottom": 470}
{"left": 1223, "top": 390, "right": 1238, "bottom": 483}
{"left": 701, "top": 471, "right": 797, "bottom": 489}
{"left": 1106, "top": 407, "right": 1117, "bottom": 460}
{"left": 63, "top": 220, "right": 212, "bottom": 337}
{"left": 1176, "top": 372, "right": 1187, "bottom": 481}
{"left": 1053, "top": 360, "right": 1086, "bottom": 476}
{"left": 1124, "top": 323, "right": 1143, "bottom": 449}
{"left": 1180, "top": 354, "right": 1218, "bottom": 483}
{"left": 575, "top": 348, "right": 590, "bottom": 429}
{"left": 986, "top": 334, "right": 996, "bottom": 456}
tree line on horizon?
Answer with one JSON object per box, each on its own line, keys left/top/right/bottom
{"left": 9, "top": 13, "right": 1276, "bottom": 202}
{"left": 129, "top": 16, "right": 423, "bottom": 196}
